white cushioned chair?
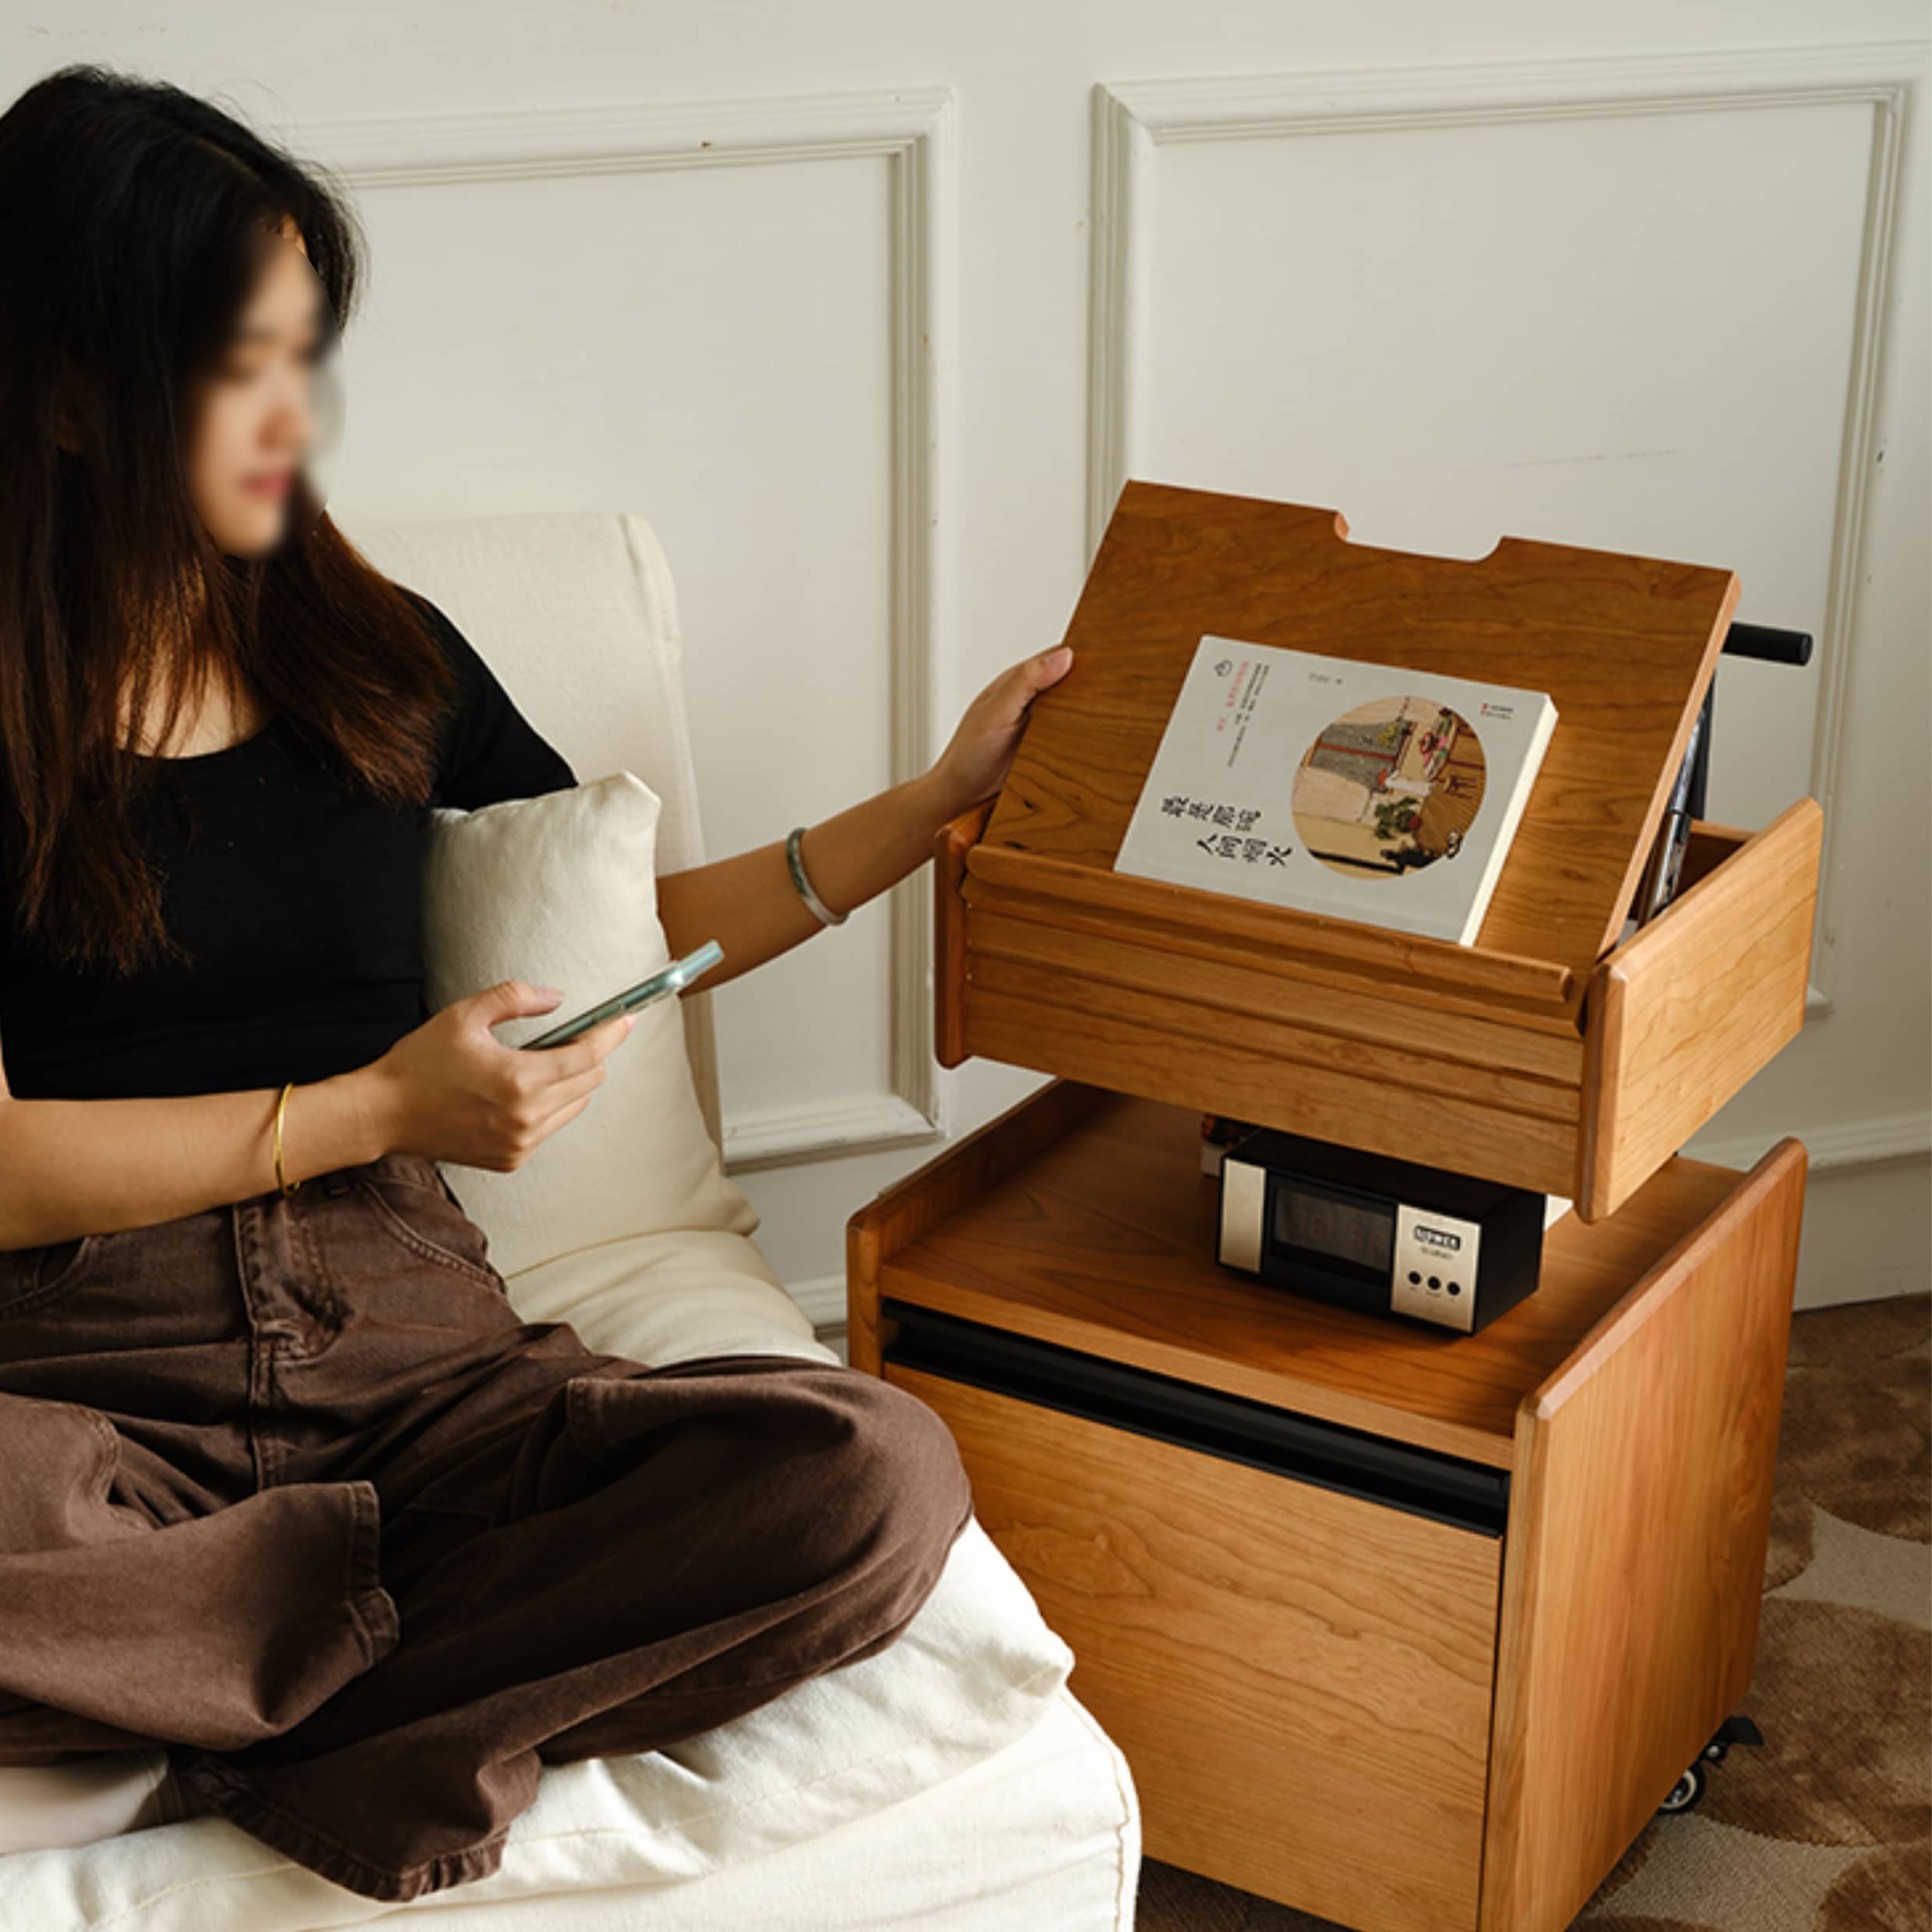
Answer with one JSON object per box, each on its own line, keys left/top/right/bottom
{"left": 0, "top": 510, "right": 1141, "bottom": 1930}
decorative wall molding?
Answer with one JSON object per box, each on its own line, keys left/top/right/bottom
{"left": 302, "top": 86, "right": 958, "bottom": 1166}
{"left": 1089, "top": 41, "right": 1928, "bottom": 1012}
{"left": 724, "top": 1093, "right": 946, "bottom": 1172}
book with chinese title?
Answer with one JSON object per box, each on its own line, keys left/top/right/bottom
{"left": 1113, "top": 635, "right": 1560, "bottom": 945}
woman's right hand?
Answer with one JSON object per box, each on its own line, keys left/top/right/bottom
{"left": 363, "top": 980, "right": 639, "bottom": 1172}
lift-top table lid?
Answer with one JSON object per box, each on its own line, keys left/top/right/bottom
{"left": 977, "top": 479, "right": 1741, "bottom": 982}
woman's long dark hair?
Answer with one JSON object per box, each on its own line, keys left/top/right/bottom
{"left": 0, "top": 62, "right": 462, "bottom": 976}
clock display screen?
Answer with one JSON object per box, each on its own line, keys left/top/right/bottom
{"left": 1273, "top": 1186, "right": 1394, "bottom": 1274}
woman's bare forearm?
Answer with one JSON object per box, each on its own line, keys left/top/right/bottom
{"left": 0, "top": 1066, "right": 393, "bottom": 1250}
{"left": 656, "top": 770, "right": 957, "bottom": 989}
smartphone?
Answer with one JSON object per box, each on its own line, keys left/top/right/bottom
{"left": 518, "top": 940, "right": 725, "bottom": 1051}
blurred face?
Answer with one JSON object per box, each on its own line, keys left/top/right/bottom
{"left": 185, "top": 216, "right": 336, "bottom": 559}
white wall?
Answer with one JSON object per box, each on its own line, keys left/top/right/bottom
{"left": 15, "top": 4, "right": 1926, "bottom": 1341}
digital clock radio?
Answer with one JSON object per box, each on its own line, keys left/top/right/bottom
{"left": 1215, "top": 1124, "right": 1566, "bottom": 1334}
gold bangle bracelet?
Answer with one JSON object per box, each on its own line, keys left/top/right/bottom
{"left": 274, "top": 1079, "right": 301, "bottom": 1195}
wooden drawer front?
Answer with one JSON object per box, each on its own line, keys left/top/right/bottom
{"left": 886, "top": 1359, "right": 1500, "bottom": 1932}
{"left": 1580, "top": 796, "right": 1821, "bottom": 1219}
{"left": 958, "top": 922, "right": 1584, "bottom": 1204}
{"left": 935, "top": 793, "right": 1823, "bottom": 1223}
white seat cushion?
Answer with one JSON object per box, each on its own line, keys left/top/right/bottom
{"left": 0, "top": 1519, "right": 1076, "bottom": 1927}
{"left": 506, "top": 1223, "right": 836, "bottom": 1369}
{"left": 0, "top": 1752, "right": 183, "bottom": 1856}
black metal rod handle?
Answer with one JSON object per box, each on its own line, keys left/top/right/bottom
{"left": 1722, "top": 622, "right": 1812, "bottom": 665}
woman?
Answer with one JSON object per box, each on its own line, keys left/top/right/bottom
{"left": 0, "top": 65, "right": 1074, "bottom": 1904}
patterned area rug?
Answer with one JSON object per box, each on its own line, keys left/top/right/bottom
{"left": 1137, "top": 1292, "right": 1931, "bottom": 1930}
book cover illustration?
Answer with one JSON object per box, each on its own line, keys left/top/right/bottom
{"left": 1112, "top": 635, "right": 1560, "bottom": 945}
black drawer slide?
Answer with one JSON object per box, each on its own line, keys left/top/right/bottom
{"left": 881, "top": 1298, "right": 1510, "bottom": 1537}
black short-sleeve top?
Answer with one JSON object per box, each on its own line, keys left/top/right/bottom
{"left": 0, "top": 591, "right": 577, "bottom": 1101}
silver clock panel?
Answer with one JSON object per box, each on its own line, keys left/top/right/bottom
{"left": 1390, "top": 1203, "right": 1482, "bottom": 1332}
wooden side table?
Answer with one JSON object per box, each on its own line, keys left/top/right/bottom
{"left": 848, "top": 1079, "right": 1807, "bottom": 1932}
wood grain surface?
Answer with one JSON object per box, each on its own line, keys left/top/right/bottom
{"left": 890, "top": 1358, "right": 1501, "bottom": 1932}
{"left": 982, "top": 480, "right": 1739, "bottom": 980}
{"left": 848, "top": 1079, "right": 1805, "bottom": 1930}
{"left": 1480, "top": 1136, "right": 1808, "bottom": 1932}
{"left": 850, "top": 1084, "right": 1750, "bottom": 1468}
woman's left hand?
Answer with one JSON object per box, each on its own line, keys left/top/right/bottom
{"left": 924, "top": 643, "right": 1075, "bottom": 821}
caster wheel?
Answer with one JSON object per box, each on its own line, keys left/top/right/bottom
{"left": 1658, "top": 1762, "right": 1707, "bottom": 1814}
{"left": 1702, "top": 1740, "right": 1729, "bottom": 1763}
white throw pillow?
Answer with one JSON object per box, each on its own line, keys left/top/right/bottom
{"left": 419, "top": 769, "right": 758, "bottom": 1279}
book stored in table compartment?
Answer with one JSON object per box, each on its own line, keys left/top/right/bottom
{"left": 1113, "top": 635, "right": 1559, "bottom": 946}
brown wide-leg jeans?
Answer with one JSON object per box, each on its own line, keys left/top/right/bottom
{"left": 0, "top": 1151, "right": 974, "bottom": 1902}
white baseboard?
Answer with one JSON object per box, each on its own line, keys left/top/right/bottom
{"left": 1787, "top": 1154, "right": 1930, "bottom": 1311}
{"left": 791, "top": 1274, "right": 848, "bottom": 1336}
{"left": 1685, "top": 1111, "right": 1931, "bottom": 1173}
